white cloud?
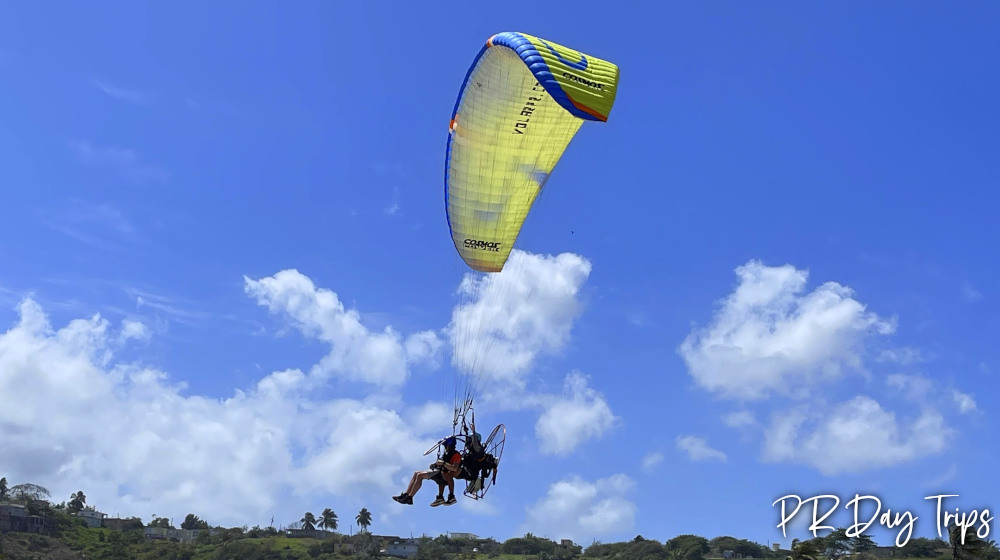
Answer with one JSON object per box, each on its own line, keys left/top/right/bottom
{"left": 0, "top": 294, "right": 438, "bottom": 529}
{"left": 92, "top": 78, "right": 148, "bottom": 104}
{"left": 877, "top": 347, "right": 924, "bottom": 365}
{"left": 885, "top": 373, "right": 934, "bottom": 402}
{"left": 118, "top": 318, "right": 150, "bottom": 343}
{"left": 405, "top": 401, "right": 454, "bottom": 436}
{"left": 676, "top": 436, "right": 727, "bottom": 462}
{"left": 129, "top": 287, "right": 210, "bottom": 327}
{"left": 534, "top": 371, "right": 618, "bottom": 455}
{"left": 244, "top": 269, "right": 442, "bottom": 387}
{"left": 723, "top": 410, "right": 756, "bottom": 428}
{"left": 678, "top": 260, "right": 895, "bottom": 401}
{"left": 448, "top": 250, "right": 591, "bottom": 388}
{"left": 952, "top": 390, "right": 977, "bottom": 414}
{"left": 384, "top": 187, "right": 401, "bottom": 216}
{"left": 0, "top": 258, "right": 611, "bottom": 535}
{"left": 641, "top": 452, "right": 664, "bottom": 472}
{"left": 761, "top": 396, "right": 952, "bottom": 475}
{"left": 522, "top": 474, "right": 636, "bottom": 544}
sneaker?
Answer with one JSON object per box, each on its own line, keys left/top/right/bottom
{"left": 445, "top": 495, "right": 457, "bottom": 506}
{"left": 392, "top": 493, "right": 408, "bottom": 504}
{"left": 402, "top": 495, "right": 413, "bottom": 505}
{"left": 430, "top": 496, "right": 445, "bottom": 507}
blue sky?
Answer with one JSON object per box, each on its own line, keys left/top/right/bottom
{"left": 1, "top": 0, "right": 998, "bottom": 548}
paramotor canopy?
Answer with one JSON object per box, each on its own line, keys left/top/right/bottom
{"left": 442, "top": 31, "right": 620, "bottom": 495}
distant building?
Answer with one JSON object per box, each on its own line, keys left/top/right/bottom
{"left": 384, "top": 538, "right": 420, "bottom": 558}
{"left": 0, "top": 504, "right": 54, "bottom": 534}
{"left": 75, "top": 508, "right": 107, "bottom": 528}
{"left": 561, "top": 539, "right": 576, "bottom": 548}
{"left": 285, "top": 528, "right": 326, "bottom": 539}
{"left": 143, "top": 526, "right": 221, "bottom": 543}
{"left": 449, "top": 532, "right": 478, "bottom": 540}
{"left": 103, "top": 517, "right": 143, "bottom": 531}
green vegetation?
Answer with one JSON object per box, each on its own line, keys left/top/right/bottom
{"left": 1, "top": 476, "right": 998, "bottom": 560}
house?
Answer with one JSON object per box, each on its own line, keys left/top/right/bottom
{"left": 103, "top": 517, "right": 143, "bottom": 531}
{"left": 384, "top": 538, "right": 420, "bottom": 558}
{"left": 142, "top": 527, "right": 221, "bottom": 543}
{"left": 74, "top": 507, "right": 108, "bottom": 528}
{"left": 285, "top": 528, "right": 326, "bottom": 539}
{"left": 449, "top": 532, "right": 478, "bottom": 540}
{"left": 0, "top": 504, "right": 54, "bottom": 534}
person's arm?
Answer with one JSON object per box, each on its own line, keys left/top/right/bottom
{"left": 443, "top": 455, "right": 461, "bottom": 473}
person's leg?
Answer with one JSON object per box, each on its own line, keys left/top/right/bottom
{"left": 430, "top": 472, "right": 447, "bottom": 506}
{"left": 394, "top": 471, "right": 425, "bottom": 504}
{"left": 408, "top": 471, "right": 433, "bottom": 495}
{"left": 445, "top": 474, "right": 457, "bottom": 505}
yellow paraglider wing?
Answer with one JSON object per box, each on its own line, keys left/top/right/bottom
{"left": 445, "top": 32, "right": 620, "bottom": 273}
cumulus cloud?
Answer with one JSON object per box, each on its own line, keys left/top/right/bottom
{"left": 0, "top": 254, "right": 614, "bottom": 533}
{"left": 952, "top": 390, "right": 977, "bottom": 414}
{"left": 676, "top": 436, "right": 727, "bottom": 462}
{"left": 877, "top": 347, "right": 924, "bottom": 365}
{"left": 522, "top": 474, "right": 636, "bottom": 544}
{"left": 761, "top": 396, "right": 951, "bottom": 475}
{"left": 244, "top": 269, "right": 442, "bottom": 387}
{"left": 118, "top": 319, "right": 150, "bottom": 343}
{"left": 641, "top": 452, "right": 664, "bottom": 472}
{"left": 448, "top": 250, "right": 591, "bottom": 387}
{"left": 678, "top": 260, "right": 895, "bottom": 402}
{"left": 885, "top": 373, "right": 934, "bottom": 402}
{"left": 0, "top": 295, "right": 439, "bottom": 528}
{"left": 534, "top": 371, "right": 618, "bottom": 455}
{"left": 723, "top": 410, "right": 756, "bottom": 428}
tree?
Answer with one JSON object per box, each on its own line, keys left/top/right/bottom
{"left": 181, "top": 513, "right": 210, "bottom": 530}
{"left": 68, "top": 491, "right": 87, "bottom": 514}
{"left": 9, "top": 483, "right": 50, "bottom": 502}
{"left": 820, "top": 528, "right": 852, "bottom": 560}
{"left": 356, "top": 508, "right": 372, "bottom": 533}
{"left": 851, "top": 534, "right": 877, "bottom": 555}
{"left": 301, "top": 511, "right": 317, "bottom": 531}
{"left": 318, "top": 508, "right": 338, "bottom": 532}
{"left": 666, "top": 535, "right": 710, "bottom": 560}
{"left": 0, "top": 477, "right": 7, "bottom": 501}
{"left": 950, "top": 523, "right": 995, "bottom": 560}
{"left": 148, "top": 516, "right": 172, "bottom": 529}
{"left": 902, "top": 537, "right": 949, "bottom": 558}
{"left": 787, "top": 538, "right": 821, "bottom": 560}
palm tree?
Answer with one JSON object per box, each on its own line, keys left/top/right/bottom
{"left": 318, "top": 508, "right": 338, "bottom": 532}
{"left": 301, "top": 512, "right": 317, "bottom": 531}
{"left": 949, "top": 523, "right": 997, "bottom": 560}
{"left": 356, "top": 508, "right": 372, "bottom": 533}
{"left": 68, "top": 491, "right": 87, "bottom": 513}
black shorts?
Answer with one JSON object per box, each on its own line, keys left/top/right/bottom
{"left": 430, "top": 471, "right": 446, "bottom": 485}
